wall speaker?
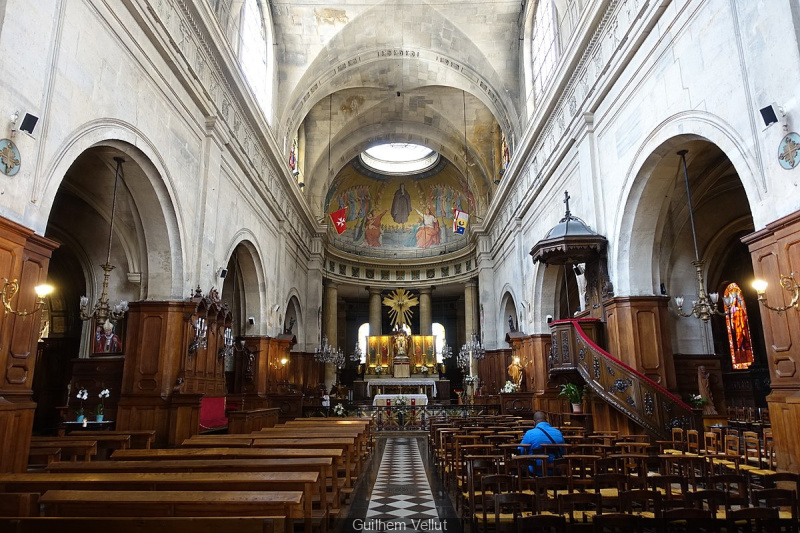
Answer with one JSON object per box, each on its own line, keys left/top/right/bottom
{"left": 19, "top": 113, "right": 38, "bottom": 136}
{"left": 760, "top": 104, "right": 780, "bottom": 127}
{"left": 247, "top": 316, "right": 255, "bottom": 325}
{"left": 218, "top": 268, "right": 228, "bottom": 279}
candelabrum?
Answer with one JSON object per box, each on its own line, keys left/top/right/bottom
{"left": 674, "top": 260, "right": 725, "bottom": 322}
{"left": 188, "top": 316, "right": 208, "bottom": 355}
{"left": 1, "top": 278, "right": 53, "bottom": 316}
{"left": 79, "top": 158, "right": 130, "bottom": 325}
{"left": 753, "top": 275, "right": 800, "bottom": 314}
{"left": 315, "top": 335, "right": 344, "bottom": 368}
{"left": 218, "top": 326, "right": 234, "bottom": 360}
{"left": 458, "top": 333, "right": 485, "bottom": 370}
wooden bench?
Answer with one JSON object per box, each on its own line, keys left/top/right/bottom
{"left": 45, "top": 458, "right": 337, "bottom": 514}
{"left": 39, "top": 490, "right": 301, "bottom": 522}
{"left": 0, "top": 472, "right": 317, "bottom": 520}
{"left": 249, "top": 438, "right": 356, "bottom": 488}
{"left": 26, "top": 448, "right": 61, "bottom": 469}
{"left": 70, "top": 430, "right": 156, "bottom": 450}
{"left": 180, "top": 437, "right": 253, "bottom": 448}
{"left": 29, "top": 440, "right": 98, "bottom": 462}
{"left": 110, "top": 448, "right": 346, "bottom": 504}
{"left": 0, "top": 493, "right": 39, "bottom": 517}
{"left": 0, "top": 517, "right": 284, "bottom": 533}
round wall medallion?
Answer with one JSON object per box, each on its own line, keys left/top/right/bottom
{"left": 778, "top": 132, "right": 800, "bottom": 170}
{"left": 0, "top": 139, "right": 21, "bottom": 176}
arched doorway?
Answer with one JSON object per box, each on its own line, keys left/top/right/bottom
{"left": 35, "top": 143, "right": 182, "bottom": 433}
{"left": 619, "top": 137, "right": 766, "bottom": 410}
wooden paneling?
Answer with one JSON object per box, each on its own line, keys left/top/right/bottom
{"left": 0, "top": 216, "right": 58, "bottom": 472}
{"left": 602, "top": 296, "right": 675, "bottom": 388}
{"left": 118, "top": 293, "right": 231, "bottom": 447}
{"left": 743, "top": 209, "right": 800, "bottom": 473}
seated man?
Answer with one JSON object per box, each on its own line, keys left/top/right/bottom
{"left": 520, "top": 411, "right": 565, "bottom": 473}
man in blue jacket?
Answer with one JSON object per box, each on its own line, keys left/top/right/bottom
{"left": 520, "top": 410, "right": 565, "bottom": 473}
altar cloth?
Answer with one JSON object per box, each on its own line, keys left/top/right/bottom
{"left": 373, "top": 394, "right": 429, "bottom": 406}
{"left": 366, "top": 379, "right": 437, "bottom": 397}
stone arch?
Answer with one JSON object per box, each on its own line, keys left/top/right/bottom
{"left": 38, "top": 120, "right": 185, "bottom": 300}
{"left": 613, "top": 113, "right": 762, "bottom": 297}
{"left": 499, "top": 286, "right": 520, "bottom": 338}
{"left": 221, "top": 235, "right": 266, "bottom": 335}
{"left": 284, "top": 291, "right": 304, "bottom": 349}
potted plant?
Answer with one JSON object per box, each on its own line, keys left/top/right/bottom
{"left": 558, "top": 382, "right": 586, "bottom": 413}
{"left": 96, "top": 388, "right": 110, "bottom": 421}
{"left": 75, "top": 388, "right": 88, "bottom": 422}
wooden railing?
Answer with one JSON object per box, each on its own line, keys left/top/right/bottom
{"left": 549, "top": 319, "right": 698, "bottom": 440}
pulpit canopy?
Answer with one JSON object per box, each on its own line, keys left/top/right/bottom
{"left": 530, "top": 191, "right": 607, "bottom": 265}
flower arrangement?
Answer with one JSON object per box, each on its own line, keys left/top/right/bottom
{"left": 500, "top": 380, "right": 519, "bottom": 393}
{"left": 75, "top": 388, "right": 88, "bottom": 417}
{"left": 688, "top": 394, "right": 708, "bottom": 408}
{"left": 333, "top": 403, "right": 345, "bottom": 416}
{"left": 375, "top": 365, "right": 384, "bottom": 375}
{"left": 96, "top": 388, "right": 110, "bottom": 415}
{"left": 393, "top": 395, "right": 410, "bottom": 406}
{"left": 463, "top": 375, "right": 480, "bottom": 384}
{"left": 420, "top": 365, "right": 429, "bottom": 374}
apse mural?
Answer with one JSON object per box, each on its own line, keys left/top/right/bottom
{"left": 723, "top": 283, "right": 754, "bottom": 370}
{"left": 325, "top": 163, "right": 476, "bottom": 255}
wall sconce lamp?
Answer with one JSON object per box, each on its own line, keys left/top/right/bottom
{"left": 188, "top": 316, "right": 208, "bottom": 355}
{"left": 752, "top": 275, "right": 800, "bottom": 313}
{"left": 218, "top": 326, "right": 234, "bottom": 360}
{"left": 1, "top": 278, "right": 53, "bottom": 316}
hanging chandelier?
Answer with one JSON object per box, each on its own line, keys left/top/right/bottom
{"left": 673, "top": 150, "right": 725, "bottom": 322}
{"left": 458, "top": 333, "right": 485, "bottom": 370}
{"left": 315, "top": 335, "right": 345, "bottom": 368}
{"left": 79, "top": 156, "right": 130, "bottom": 324}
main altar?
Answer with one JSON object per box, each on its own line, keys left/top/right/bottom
{"left": 364, "top": 331, "right": 437, "bottom": 376}
{"left": 352, "top": 289, "right": 449, "bottom": 403}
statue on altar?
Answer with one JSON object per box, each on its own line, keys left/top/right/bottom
{"left": 394, "top": 328, "right": 409, "bottom": 359}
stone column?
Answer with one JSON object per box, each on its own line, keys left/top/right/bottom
{"left": 419, "top": 287, "right": 433, "bottom": 335}
{"left": 368, "top": 286, "right": 382, "bottom": 337}
{"left": 464, "top": 279, "right": 479, "bottom": 376}
{"left": 323, "top": 279, "right": 338, "bottom": 392}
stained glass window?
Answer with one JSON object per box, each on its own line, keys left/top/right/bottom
{"left": 723, "top": 283, "right": 754, "bottom": 370}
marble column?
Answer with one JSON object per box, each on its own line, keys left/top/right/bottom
{"left": 323, "top": 279, "right": 338, "bottom": 392}
{"left": 464, "top": 279, "right": 479, "bottom": 376}
{"left": 368, "top": 286, "right": 382, "bottom": 337}
{"left": 419, "top": 287, "right": 433, "bottom": 335}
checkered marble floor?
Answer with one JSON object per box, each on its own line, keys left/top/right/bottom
{"left": 366, "top": 437, "right": 440, "bottom": 525}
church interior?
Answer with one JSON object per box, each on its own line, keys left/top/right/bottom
{"left": 0, "top": 0, "right": 799, "bottom": 531}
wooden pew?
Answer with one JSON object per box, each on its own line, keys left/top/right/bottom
{"left": 26, "top": 448, "right": 61, "bottom": 469}
{"left": 180, "top": 437, "right": 253, "bottom": 448}
{"left": 70, "top": 430, "right": 156, "bottom": 449}
{"left": 39, "top": 490, "right": 301, "bottom": 521}
{"left": 0, "top": 517, "right": 284, "bottom": 533}
{"left": 0, "top": 472, "right": 317, "bottom": 520}
{"left": 111, "top": 448, "right": 346, "bottom": 503}
{"left": 255, "top": 427, "right": 369, "bottom": 461}
{"left": 249, "top": 438, "right": 356, "bottom": 488}
{"left": 45, "top": 458, "right": 336, "bottom": 514}
{"left": 28, "top": 440, "right": 97, "bottom": 462}
{"left": 0, "top": 493, "right": 38, "bottom": 517}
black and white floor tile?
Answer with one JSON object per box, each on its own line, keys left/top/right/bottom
{"left": 366, "top": 437, "right": 440, "bottom": 525}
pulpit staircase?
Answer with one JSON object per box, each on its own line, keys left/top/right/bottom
{"left": 548, "top": 319, "right": 698, "bottom": 441}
